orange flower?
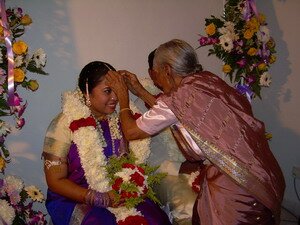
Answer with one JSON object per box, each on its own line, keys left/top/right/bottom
{"left": 258, "top": 63, "right": 267, "bottom": 71}
{"left": 243, "top": 29, "right": 254, "bottom": 40}
{"left": 14, "top": 68, "right": 26, "bottom": 82}
{"left": 205, "top": 23, "right": 216, "bottom": 36}
{"left": 13, "top": 40, "right": 28, "bottom": 55}
{"left": 0, "top": 156, "right": 5, "bottom": 172}
{"left": 222, "top": 64, "right": 232, "bottom": 73}
{"left": 269, "top": 55, "right": 276, "bottom": 64}
{"left": 247, "top": 47, "right": 257, "bottom": 56}
{"left": 21, "top": 14, "right": 32, "bottom": 26}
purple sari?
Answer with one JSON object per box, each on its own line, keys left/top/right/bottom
{"left": 46, "top": 119, "right": 171, "bottom": 225}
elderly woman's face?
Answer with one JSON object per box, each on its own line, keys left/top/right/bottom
{"left": 88, "top": 76, "right": 118, "bottom": 118}
{"left": 152, "top": 65, "right": 173, "bottom": 94}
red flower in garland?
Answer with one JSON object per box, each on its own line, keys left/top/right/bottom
{"left": 130, "top": 171, "right": 145, "bottom": 186}
{"left": 118, "top": 215, "right": 148, "bottom": 225}
{"left": 69, "top": 116, "right": 96, "bottom": 132}
{"left": 191, "top": 173, "right": 201, "bottom": 193}
{"left": 112, "top": 177, "right": 123, "bottom": 191}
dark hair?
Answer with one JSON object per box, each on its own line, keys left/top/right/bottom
{"left": 148, "top": 49, "right": 156, "bottom": 70}
{"left": 78, "top": 61, "right": 116, "bottom": 93}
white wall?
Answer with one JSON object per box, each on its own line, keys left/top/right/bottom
{"left": 5, "top": 0, "right": 300, "bottom": 216}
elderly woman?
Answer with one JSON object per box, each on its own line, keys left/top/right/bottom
{"left": 106, "top": 39, "right": 285, "bottom": 225}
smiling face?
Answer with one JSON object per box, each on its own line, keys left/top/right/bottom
{"left": 88, "top": 76, "right": 118, "bottom": 119}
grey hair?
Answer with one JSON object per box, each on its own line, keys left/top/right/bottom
{"left": 153, "top": 39, "right": 202, "bottom": 76}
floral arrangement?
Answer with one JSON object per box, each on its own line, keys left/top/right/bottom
{"left": 106, "top": 154, "right": 165, "bottom": 225}
{"left": 198, "top": 0, "right": 276, "bottom": 99}
{"left": 0, "top": 2, "right": 48, "bottom": 224}
{"left": 0, "top": 3, "right": 48, "bottom": 167}
{"left": 0, "top": 175, "right": 46, "bottom": 225}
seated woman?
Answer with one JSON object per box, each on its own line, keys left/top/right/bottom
{"left": 42, "top": 61, "right": 172, "bottom": 225}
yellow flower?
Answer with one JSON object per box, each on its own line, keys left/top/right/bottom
{"left": 246, "top": 17, "right": 259, "bottom": 32}
{"left": 205, "top": 23, "right": 216, "bottom": 36}
{"left": 20, "top": 14, "right": 32, "bottom": 26}
{"left": 267, "top": 38, "right": 275, "bottom": 49}
{"left": 258, "top": 13, "right": 266, "bottom": 24}
{"left": 0, "top": 26, "right": 3, "bottom": 36}
{"left": 243, "top": 29, "right": 254, "bottom": 40}
{"left": 269, "top": 55, "right": 276, "bottom": 64}
{"left": 222, "top": 64, "right": 232, "bottom": 73}
{"left": 265, "top": 132, "right": 272, "bottom": 140}
{"left": 14, "top": 68, "right": 25, "bottom": 82}
{"left": 28, "top": 79, "right": 39, "bottom": 91}
{"left": 13, "top": 40, "right": 28, "bottom": 55}
{"left": 0, "top": 156, "right": 6, "bottom": 172}
{"left": 247, "top": 47, "right": 257, "bottom": 56}
{"left": 258, "top": 63, "right": 267, "bottom": 71}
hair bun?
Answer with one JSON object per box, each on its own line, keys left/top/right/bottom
{"left": 195, "top": 64, "right": 203, "bottom": 73}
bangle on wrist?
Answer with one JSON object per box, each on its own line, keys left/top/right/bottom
{"left": 119, "top": 107, "right": 132, "bottom": 114}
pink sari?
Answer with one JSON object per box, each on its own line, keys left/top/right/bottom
{"left": 139, "top": 71, "right": 285, "bottom": 225}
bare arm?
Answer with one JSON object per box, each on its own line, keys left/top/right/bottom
{"left": 43, "top": 154, "right": 116, "bottom": 207}
{"left": 43, "top": 154, "right": 88, "bottom": 202}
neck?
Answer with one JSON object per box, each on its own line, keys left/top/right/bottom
{"left": 91, "top": 109, "right": 107, "bottom": 120}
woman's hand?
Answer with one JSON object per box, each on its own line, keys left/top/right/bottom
{"left": 106, "top": 71, "right": 129, "bottom": 108}
{"left": 118, "top": 70, "right": 144, "bottom": 97}
{"left": 108, "top": 190, "right": 124, "bottom": 208}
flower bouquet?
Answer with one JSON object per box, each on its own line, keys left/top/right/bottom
{"left": 198, "top": 0, "right": 276, "bottom": 99}
{"left": 106, "top": 152, "right": 166, "bottom": 225}
{"left": 0, "top": 175, "right": 46, "bottom": 225}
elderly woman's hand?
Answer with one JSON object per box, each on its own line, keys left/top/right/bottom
{"left": 118, "top": 70, "right": 144, "bottom": 97}
{"left": 106, "top": 71, "right": 129, "bottom": 106}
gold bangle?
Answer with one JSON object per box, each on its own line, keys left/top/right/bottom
{"left": 119, "top": 108, "right": 132, "bottom": 114}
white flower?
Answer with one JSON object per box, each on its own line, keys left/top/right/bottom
{"left": 3, "top": 175, "right": 24, "bottom": 195}
{"left": 115, "top": 168, "right": 135, "bottom": 182}
{"left": 0, "top": 51, "right": 3, "bottom": 64}
{"left": 0, "top": 199, "right": 15, "bottom": 225}
{"left": 259, "top": 72, "right": 272, "bottom": 87}
{"left": 0, "top": 121, "right": 11, "bottom": 136}
{"left": 256, "top": 26, "right": 270, "bottom": 43}
{"left": 14, "top": 55, "right": 24, "bottom": 68}
{"left": 25, "top": 185, "right": 44, "bottom": 202}
{"left": 188, "top": 171, "right": 200, "bottom": 187}
{"left": 32, "top": 48, "right": 47, "bottom": 68}
{"left": 109, "top": 207, "right": 141, "bottom": 222}
{"left": 218, "top": 22, "right": 238, "bottom": 41}
{"left": 219, "top": 34, "right": 234, "bottom": 52}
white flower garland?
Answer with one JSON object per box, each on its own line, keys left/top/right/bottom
{"left": 61, "top": 88, "right": 151, "bottom": 222}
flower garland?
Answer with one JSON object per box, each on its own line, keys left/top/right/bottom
{"left": 198, "top": 0, "right": 276, "bottom": 100}
{"left": 62, "top": 88, "right": 151, "bottom": 224}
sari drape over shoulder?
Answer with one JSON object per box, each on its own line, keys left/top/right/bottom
{"left": 158, "top": 72, "right": 285, "bottom": 224}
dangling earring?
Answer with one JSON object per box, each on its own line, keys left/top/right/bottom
{"left": 85, "top": 79, "right": 91, "bottom": 107}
